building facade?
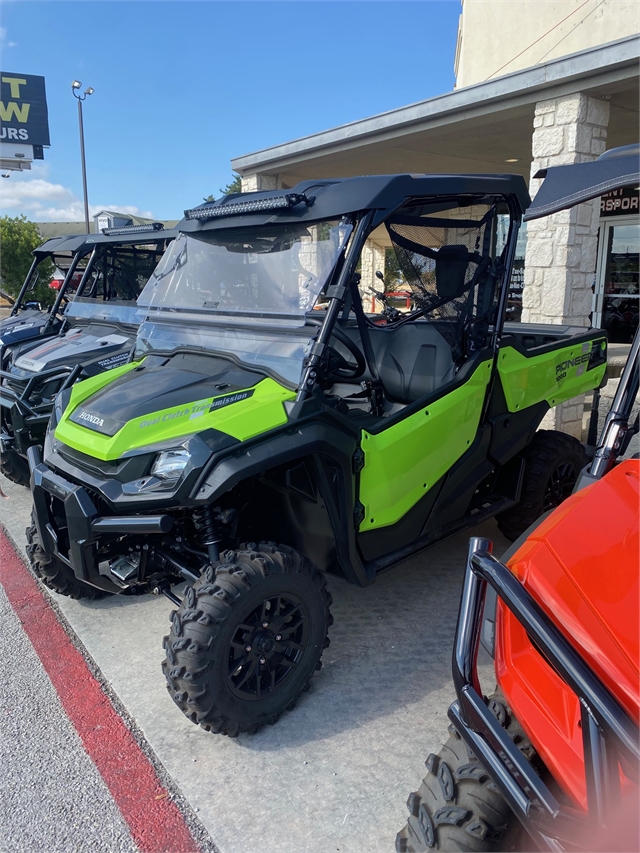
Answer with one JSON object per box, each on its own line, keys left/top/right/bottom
{"left": 231, "top": 2, "right": 638, "bottom": 436}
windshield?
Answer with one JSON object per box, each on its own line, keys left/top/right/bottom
{"left": 65, "top": 243, "right": 168, "bottom": 326}
{"left": 139, "top": 220, "right": 352, "bottom": 322}
{"left": 134, "top": 219, "right": 352, "bottom": 387}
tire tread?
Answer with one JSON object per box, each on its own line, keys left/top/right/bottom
{"left": 25, "top": 510, "right": 107, "bottom": 600}
{"left": 1, "top": 449, "right": 30, "bottom": 487}
{"left": 162, "top": 541, "right": 332, "bottom": 737}
{"left": 497, "top": 429, "right": 586, "bottom": 541}
{"left": 396, "top": 696, "right": 534, "bottom": 852}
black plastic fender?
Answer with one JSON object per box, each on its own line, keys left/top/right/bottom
{"left": 193, "top": 419, "right": 375, "bottom": 587}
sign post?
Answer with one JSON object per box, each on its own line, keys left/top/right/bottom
{"left": 71, "top": 81, "right": 94, "bottom": 234}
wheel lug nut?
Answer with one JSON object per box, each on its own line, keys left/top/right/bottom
{"left": 259, "top": 657, "right": 266, "bottom": 665}
{"left": 262, "top": 622, "right": 269, "bottom": 628}
{"left": 275, "top": 634, "right": 282, "bottom": 641}
{"left": 245, "top": 645, "right": 252, "bottom": 652}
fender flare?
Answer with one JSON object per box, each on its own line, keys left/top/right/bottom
{"left": 193, "top": 419, "right": 375, "bottom": 587}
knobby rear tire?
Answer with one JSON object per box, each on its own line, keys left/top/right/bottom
{"left": 497, "top": 429, "right": 586, "bottom": 541}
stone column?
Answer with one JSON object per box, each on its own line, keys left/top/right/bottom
{"left": 359, "top": 241, "right": 386, "bottom": 312}
{"left": 240, "top": 173, "right": 278, "bottom": 192}
{"left": 521, "top": 93, "right": 610, "bottom": 437}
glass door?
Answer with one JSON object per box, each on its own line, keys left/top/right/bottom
{"left": 594, "top": 218, "right": 639, "bottom": 343}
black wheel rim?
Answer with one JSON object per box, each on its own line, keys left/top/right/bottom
{"left": 226, "top": 593, "right": 310, "bottom": 701}
{"left": 543, "top": 461, "right": 577, "bottom": 511}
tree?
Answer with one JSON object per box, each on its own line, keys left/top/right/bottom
{"left": 220, "top": 173, "right": 242, "bottom": 196}
{"left": 203, "top": 173, "right": 243, "bottom": 203}
{"left": 0, "top": 215, "right": 55, "bottom": 307}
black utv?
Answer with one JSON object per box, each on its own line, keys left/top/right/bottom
{"left": 1, "top": 224, "right": 176, "bottom": 484}
{"left": 27, "top": 174, "right": 607, "bottom": 736}
{"left": 0, "top": 233, "right": 88, "bottom": 352}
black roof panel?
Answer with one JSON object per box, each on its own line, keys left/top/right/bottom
{"left": 525, "top": 147, "right": 639, "bottom": 221}
{"left": 180, "top": 173, "right": 530, "bottom": 233}
{"left": 34, "top": 228, "right": 179, "bottom": 258}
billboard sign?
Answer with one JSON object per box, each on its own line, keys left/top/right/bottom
{"left": 0, "top": 72, "right": 50, "bottom": 146}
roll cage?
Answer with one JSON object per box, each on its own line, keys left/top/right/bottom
{"left": 176, "top": 176, "right": 528, "bottom": 410}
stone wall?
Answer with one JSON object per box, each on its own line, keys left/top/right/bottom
{"left": 240, "top": 174, "right": 278, "bottom": 192}
{"left": 359, "top": 241, "right": 386, "bottom": 312}
{"left": 522, "top": 93, "right": 610, "bottom": 436}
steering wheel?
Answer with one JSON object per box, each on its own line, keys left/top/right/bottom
{"left": 307, "top": 318, "right": 366, "bottom": 380}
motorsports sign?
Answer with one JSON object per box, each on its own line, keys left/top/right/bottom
{"left": 0, "top": 72, "right": 50, "bottom": 145}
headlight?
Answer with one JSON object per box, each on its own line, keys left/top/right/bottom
{"left": 122, "top": 447, "right": 194, "bottom": 496}
{"left": 150, "top": 448, "right": 191, "bottom": 482}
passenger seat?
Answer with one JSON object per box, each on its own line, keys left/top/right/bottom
{"left": 369, "top": 323, "right": 455, "bottom": 404}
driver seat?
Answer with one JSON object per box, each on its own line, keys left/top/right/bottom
{"left": 369, "top": 323, "right": 455, "bottom": 404}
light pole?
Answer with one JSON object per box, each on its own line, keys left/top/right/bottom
{"left": 71, "top": 81, "right": 94, "bottom": 233}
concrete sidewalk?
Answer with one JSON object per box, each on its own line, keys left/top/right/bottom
{"left": 1, "top": 470, "right": 509, "bottom": 853}
{"left": 0, "top": 581, "right": 140, "bottom": 853}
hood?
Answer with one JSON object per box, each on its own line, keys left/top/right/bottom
{"left": 508, "top": 459, "right": 639, "bottom": 721}
{"left": 11, "top": 325, "right": 135, "bottom": 379}
{"left": 0, "top": 310, "right": 53, "bottom": 347}
{"left": 54, "top": 353, "right": 296, "bottom": 461}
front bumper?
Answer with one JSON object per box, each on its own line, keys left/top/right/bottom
{"left": 0, "top": 364, "right": 80, "bottom": 457}
{"left": 451, "top": 538, "right": 640, "bottom": 852}
{"left": 28, "top": 446, "right": 173, "bottom": 593}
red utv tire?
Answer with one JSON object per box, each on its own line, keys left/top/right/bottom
{"left": 396, "top": 696, "right": 534, "bottom": 852}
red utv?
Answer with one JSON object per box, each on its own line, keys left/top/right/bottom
{"left": 397, "top": 145, "right": 640, "bottom": 852}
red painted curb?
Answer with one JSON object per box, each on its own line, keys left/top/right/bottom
{"left": 0, "top": 530, "right": 200, "bottom": 853}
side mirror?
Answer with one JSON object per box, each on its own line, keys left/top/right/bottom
{"left": 375, "top": 270, "right": 385, "bottom": 283}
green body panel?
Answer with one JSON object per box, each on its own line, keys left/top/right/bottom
{"left": 55, "top": 371, "right": 295, "bottom": 461}
{"left": 498, "top": 337, "right": 607, "bottom": 413}
{"left": 358, "top": 360, "right": 493, "bottom": 532}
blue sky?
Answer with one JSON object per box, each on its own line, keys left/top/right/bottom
{"left": 0, "top": 1, "right": 461, "bottom": 222}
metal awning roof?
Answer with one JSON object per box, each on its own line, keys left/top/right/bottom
{"left": 230, "top": 36, "right": 639, "bottom": 186}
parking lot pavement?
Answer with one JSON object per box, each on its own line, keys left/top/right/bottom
{"left": 1, "top": 470, "right": 509, "bottom": 853}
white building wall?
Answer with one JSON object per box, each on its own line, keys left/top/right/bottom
{"left": 455, "top": 0, "right": 639, "bottom": 88}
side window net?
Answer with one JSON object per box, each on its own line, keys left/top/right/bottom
{"left": 385, "top": 209, "right": 497, "bottom": 358}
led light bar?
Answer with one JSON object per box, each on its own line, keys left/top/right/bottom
{"left": 102, "top": 222, "right": 165, "bottom": 236}
{"left": 184, "top": 193, "right": 314, "bottom": 221}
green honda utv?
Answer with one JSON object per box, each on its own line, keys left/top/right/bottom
{"left": 27, "top": 174, "right": 607, "bottom": 735}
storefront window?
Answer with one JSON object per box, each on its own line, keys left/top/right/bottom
{"left": 496, "top": 215, "right": 526, "bottom": 322}
{"left": 599, "top": 221, "right": 639, "bottom": 343}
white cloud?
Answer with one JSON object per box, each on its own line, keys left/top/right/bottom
{"left": 0, "top": 175, "right": 154, "bottom": 221}
{"left": 0, "top": 27, "right": 17, "bottom": 47}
